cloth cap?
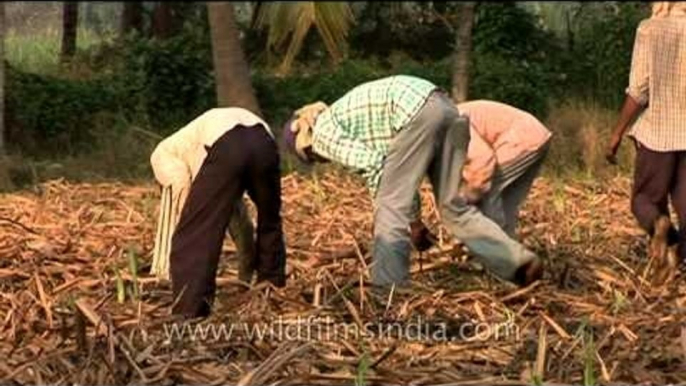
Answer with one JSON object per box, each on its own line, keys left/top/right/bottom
{"left": 283, "top": 118, "right": 314, "bottom": 162}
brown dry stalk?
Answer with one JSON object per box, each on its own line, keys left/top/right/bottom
{"left": 0, "top": 175, "right": 680, "bottom": 385}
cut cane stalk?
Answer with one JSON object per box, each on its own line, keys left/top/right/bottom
{"left": 127, "top": 247, "right": 139, "bottom": 300}
{"left": 114, "top": 267, "right": 125, "bottom": 304}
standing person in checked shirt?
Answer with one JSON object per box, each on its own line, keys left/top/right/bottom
{"left": 284, "top": 75, "right": 543, "bottom": 288}
{"left": 606, "top": 2, "right": 686, "bottom": 284}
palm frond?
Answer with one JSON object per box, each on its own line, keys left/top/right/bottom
{"left": 254, "top": 1, "right": 355, "bottom": 74}
{"left": 280, "top": 2, "right": 316, "bottom": 74}
{"left": 313, "top": 2, "right": 354, "bottom": 64}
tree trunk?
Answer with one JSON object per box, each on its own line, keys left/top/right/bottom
{"left": 152, "top": 2, "right": 176, "bottom": 40}
{"left": 207, "top": 2, "right": 262, "bottom": 116}
{"left": 0, "top": 1, "right": 5, "bottom": 156}
{"left": 250, "top": 2, "right": 262, "bottom": 27}
{"left": 0, "top": 1, "right": 10, "bottom": 192}
{"left": 121, "top": 1, "right": 144, "bottom": 37}
{"left": 61, "top": 1, "right": 78, "bottom": 61}
{"left": 452, "top": 2, "right": 476, "bottom": 103}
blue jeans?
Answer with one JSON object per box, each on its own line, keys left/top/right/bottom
{"left": 371, "top": 93, "right": 538, "bottom": 286}
{"left": 478, "top": 142, "right": 550, "bottom": 238}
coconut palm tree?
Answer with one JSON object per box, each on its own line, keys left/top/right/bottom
{"left": 207, "top": 2, "right": 262, "bottom": 116}
{"left": 61, "top": 1, "right": 78, "bottom": 61}
{"left": 0, "top": 1, "right": 4, "bottom": 156}
{"left": 452, "top": 2, "right": 476, "bottom": 103}
{"left": 254, "top": 2, "right": 355, "bottom": 75}
{"left": 152, "top": 2, "right": 182, "bottom": 40}
{"left": 121, "top": 2, "right": 144, "bottom": 37}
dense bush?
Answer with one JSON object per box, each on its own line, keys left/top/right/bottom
{"left": 254, "top": 59, "right": 387, "bottom": 125}
{"left": 116, "top": 22, "right": 216, "bottom": 132}
{"left": 470, "top": 53, "right": 552, "bottom": 118}
{"left": 350, "top": 2, "right": 454, "bottom": 62}
{"left": 567, "top": 2, "right": 649, "bottom": 109}
{"left": 5, "top": 2, "right": 648, "bottom": 159}
{"left": 5, "top": 64, "right": 120, "bottom": 155}
{"left": 469, "top": 3, "right": 566, "bottom": 117}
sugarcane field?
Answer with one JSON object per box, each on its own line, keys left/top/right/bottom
{"left": 1, "top": 2, "right": 686, "bottom": 386}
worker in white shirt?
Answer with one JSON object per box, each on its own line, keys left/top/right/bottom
{"left": 150, "top": 107, "right": 286, "bottom": 318}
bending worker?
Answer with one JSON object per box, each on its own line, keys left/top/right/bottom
{"left": 284, "top": 75, "right": 543, "bottom": 289}
{"left": 150, "top": 107, "right": 286, "bottom": 318}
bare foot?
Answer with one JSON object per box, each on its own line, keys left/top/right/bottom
{"left": 649, "top": 216, "right": 675, "bottom": 286}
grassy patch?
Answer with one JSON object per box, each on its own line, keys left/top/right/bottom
{"left": 542, "top": 99, "right": 633, "bottom": 180}
{"left": 1, "top": 123, "right": 157, "bottom": 192}
{"left": 6, "top": 26, "right": 112, "bottom": 75}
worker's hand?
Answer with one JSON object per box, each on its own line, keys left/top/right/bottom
{"left": 606, "top": 133, "right": 622, "bottom": 165}
{"left": 459, "top": 184, "right": 483, "bottom": 205}
{"left": 295, "top": 101, "right": 328, "bottom": 129}
{"left": 410, "top": 219, "right": 437, "bottom": 252}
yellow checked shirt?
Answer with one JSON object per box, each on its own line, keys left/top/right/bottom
{"left": 627, "top": 16, "right": 686, "bottom": 151}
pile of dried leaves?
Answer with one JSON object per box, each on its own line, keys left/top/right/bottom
{"left": 1, "top": 171, "right": 685, "bottom": 385}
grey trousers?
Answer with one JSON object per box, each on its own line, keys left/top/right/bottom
{"left": 478, "top": 143, "right": 550, "bottom": 238}
{"left": 371, "top": 92, "right": 537, "bottom": 287}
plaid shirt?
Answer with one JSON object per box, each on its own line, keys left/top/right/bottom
{"left": 627, "top": 16, "right": 686, "bottom": 151}
{"left": 312, "top": 75, "right": 437, "bottom": 196}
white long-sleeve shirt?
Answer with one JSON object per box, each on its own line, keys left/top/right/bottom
{"left": 150, "top": 107, "right": 272, "bottom": 191}
{"left": 149, "top": 108, "right": 272, "bottom": 279}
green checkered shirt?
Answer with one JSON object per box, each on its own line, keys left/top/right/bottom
{"left": 312, "top": 75, "right": 437, "bottom": 196}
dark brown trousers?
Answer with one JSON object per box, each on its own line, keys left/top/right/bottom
{"left": 631, "top": 140, "right": 685, "bottom": 260}
{"left": 170, "top": 124, "right": 286, "bottom": 318}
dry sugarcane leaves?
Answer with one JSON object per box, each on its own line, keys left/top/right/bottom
{"left": 0, "top": 173, "right": 684, "bottom": 384}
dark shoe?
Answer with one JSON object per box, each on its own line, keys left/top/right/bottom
{"left": 513, "top": 258, "right": 543, "bottom": 287}
{"left": 172, "top": 300, "right": 212, "bottom": 320}
{"left": 410, "top": 219, "right": 438, "bottom": 252}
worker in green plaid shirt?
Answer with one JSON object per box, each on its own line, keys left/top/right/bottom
{"left": 284, "top": 75, "right": 543, "bottom": 288}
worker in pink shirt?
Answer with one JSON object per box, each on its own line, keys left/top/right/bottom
{"left": 411, "top": 100, "right": 551, "bottom": 246}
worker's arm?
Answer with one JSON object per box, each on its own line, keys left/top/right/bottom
{"left": 461, "top": 129, "right": 497, "bottom": 204}
{"left": 150, "top": 135, "right": 192, "bottom": 191}
{"left": 606, "top": 23, "right": 649, "bottom": 164}
{"left": 311, "top": 110, "right": 386, "bottom": 196}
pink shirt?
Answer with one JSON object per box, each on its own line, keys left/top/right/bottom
{"left": 457, "top": 100, "right": 552, "bottom": 196}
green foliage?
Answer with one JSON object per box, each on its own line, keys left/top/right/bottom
{"left": 469, "top": 3, "right": 566, "bottom": 117}
{"left": 355, "top": 350, "right": 370, "bottom": 386}
{"left": 470, "top": 53, "right": 551, "bottom": 118}
{"left": 531, "top": 373, "right": 543, "bottom": 386}
{"left": 5, "top": 64, "right": 119, "bottom": 155}
{"left": 4, "top": 1, "right": 648, "bottom": 180}
{"left": 254, "top": 59, "right": 385, "bottom": 124}
{"left": 568, "top": 2, "right": 650, "bottom": 109}
{"left": 5, "top": 26, "right": 110, "bottom": 76}
{"left": 572, "top": 318, "right": 597, "bottom": 386}
{"left": 116, "top": 23, "right": 215, "bottom": 131}
{"left": 393, "top": 57, "right": 451, "bottom": 90}
{"left": 350, "top": 2, "right": 455, "bottom": 61}
{"left": 583, "top": 330, "right": 596, "bottom": 386}
{"left": 127, "top": 246, "right": 140, "bottom": 300}
{"left": 542, "top": 100, "right": 630, "bottom": 179}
